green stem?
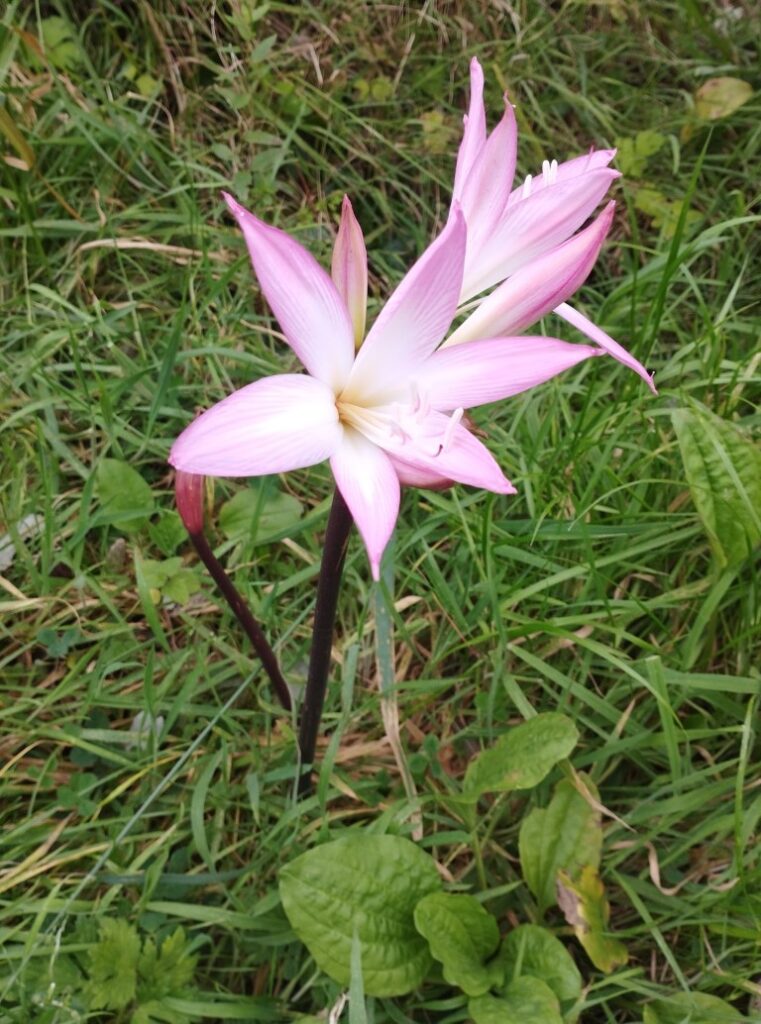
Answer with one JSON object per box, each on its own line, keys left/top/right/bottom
{"left": 187, "top": 529, "right": 292, "bottom": 712}
{"left": 297, "top": 489, "right": 353, "bottom": 795}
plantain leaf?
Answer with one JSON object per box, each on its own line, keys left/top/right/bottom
{"left": 557, "top": 865, "right": 628, "bottom": 974}
{"left": 463, "top": 713, "right": 578, "bottom": 802}
{"left": 494, "top": 924, "right": 582, "bottom": 1012}
{"left": 643, "top": 991, "right": 744, "bottom": 1023}
{"left": 413, "top": 893, "right": 501, "bottom": 996}
{"left": 672, "top": 403, "right": 761, "bottom": 568}
{"left": 279, "top": 834, "right": 442, "bottom": 996}
{"left": 519, "top": 774, "right": 602, "bottom": 914}
{"left": 694, "top": 78, "right": 752, "bottom": 121}
{"left": 470, "top": 976, "right": 564, "bottom": 1024}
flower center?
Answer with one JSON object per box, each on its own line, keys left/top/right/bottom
{"left": 336, "top": 387, "right": 464, "bottom": 458}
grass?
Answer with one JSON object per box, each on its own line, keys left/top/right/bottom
{"left": 1, "top": 0, "right": 760, "bottom": 1021}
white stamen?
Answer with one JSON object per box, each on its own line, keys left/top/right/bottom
{"left": 437, "top": 407, "right": 465, "bottom": 456}
{"left": 542, "top": 159, "right": 558, "bottom": 185}
{"left": 522, "top": 173, "right": 533, "bottom": 198}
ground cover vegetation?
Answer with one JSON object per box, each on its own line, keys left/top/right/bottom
{"left": 0, "top": 1, "right": 759, "bottom": 1021}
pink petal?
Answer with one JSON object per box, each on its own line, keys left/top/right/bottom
{"left": 389, "top": 456, "right": 453, "bottom": 491}
{"left": 453, "top": 57, "right": 487, "bottom": 201}
{"left": 418, "top": 336, "right": 602, "bottom": 411}
{"left": 224, "top": 193, "right": 354, "bottom": 392}
{"left": 461, "top": 168, "right": 619, "bottom": 300}
{"left": 331, "top": 195, "right": 368, "bottom": 348}
{"left": 330, "top": 428, "right": 400, "bottom": 580}
{"left": 554, "top": 302, "right": 657, "bottom": 394}
{"left": 378, "top": 412, "right": 516, "bottom": 496}
{"left": 506, "top": 148, "right": 617, "bottom": 209}
{"left": 460, "top": 98, "right": 517, "bottom": 255}
{"left": 345, "top": 206, "right": 467, "bottom": 404}
{"left": 447, "top": 202, "right": 615, "bottom": 346}
{"left": 169, "top": 374, "right": 342, "bottom": 476}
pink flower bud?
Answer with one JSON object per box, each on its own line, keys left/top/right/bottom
{"left": 175, "top": 470, "right": 205, "bottom": 535}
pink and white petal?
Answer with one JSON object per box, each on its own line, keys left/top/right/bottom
{"left": 554, "top": 302, "right": 657, "bottom": 393}
{"left": 418, "top": 336, "right": 602, "bottom": 411}
{"left": 389, "top": 454, "right": 453, "bottom": 490}
{"left": 331, "top": 195, "right": 368, "bottom": 348}
{"left": 460, "top": 98, "right": 517, "bottom": 253}
{"left": 448, "top": 202, "right": 615, "bottom": 346}
{"left": 345, "top": 206, "right": 467, "bottom": 404}
{"left": 453, "top": 57, "right": 487, "bottom": 201}
{"left": 506, "top": 148, "right": 617, "bottom": 209}
{"left": 330, "top": 428, "right": 400, "bottom": 580}
{"left": 461, "top": 168, "right": 619, "bottom": 301}
{"left": 224, "top": 193, "right": 354, "bottom": 391}
{"left": 380, "top": 413, "right": 516, "bottom": 495}
{"left": 169, "top": 374, "right": 342, "bottom": 477}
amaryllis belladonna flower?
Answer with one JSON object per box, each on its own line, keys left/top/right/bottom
{"left": 446, "top": 58, "right": 656, "bottom": 392}
{"left": 170, "top": 191, "right": 648, "bottom": 578}
{"left": 170, "top": 61, "right": 655, "bottom": 579}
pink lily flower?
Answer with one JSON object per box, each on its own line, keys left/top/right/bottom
{"left": 169, "top": 193, "right": 607, "bottom": 579}
{"left": 449, "top": 58, "right": 656, "bottom": 394}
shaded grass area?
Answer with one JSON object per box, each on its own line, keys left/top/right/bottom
{"left": 1, "top": 0, "right": 760, "bottom": 1020}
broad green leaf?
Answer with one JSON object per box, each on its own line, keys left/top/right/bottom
{"left": 519, "top": 775, "right": 602, "bottom": 914}
{"left": 463, "top": 713, "right": 578, "bottom": 801}
{"left": 86, "top": 917, "right": 141, "bottom": 1010}
{"left": 40, "top": 16, "right": 82, "bottom": 70}
{"left": 643, "top": 992, "right": 744, "bottom": 1024}
{"left": 470, "top": 976, "right": 564, "bottom": 1024}
{"left": 495, "top": 924, "right": 582, "bottom": 1010}
{"left": 279, "top": 834, "right": 442, "bottom": 996}
{"left": 96, "top": 458, "right": 155, "bottom": 533}
{"left": 413, "top": 893, "right": 501, "bottom": 996}
{"left": 672, "top": 404, "right": 761, "bottom": 568}
{"left": 162, "top": 568, "right": 201, "bottom": 605}
{"left": 557, "top": 865, "right": 627, "bottom": 974}
{"left": 634, "top": 188, "right": 701, "bottom": 239}
{"left": 694, "top": 78, "right": 753, "bottom": 121}
{"left": 219, "top": 485, "right": 302, "bottom": 544}
{"left": 615, "top": 130, "right": 665, "bottom": 176}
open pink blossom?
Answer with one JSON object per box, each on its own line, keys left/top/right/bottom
{"left": 170, "top": 193, "right": 610, "bottom": 579}
{"left": 450, "top": 58, "right": 656, "bottom": 394}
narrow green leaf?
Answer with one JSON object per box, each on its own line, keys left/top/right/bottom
{"left": 672, "top": 403, "right": 761, "bottom": 568}
{"left": 495, "top": 924, "right": 582, "bottom": 1010}
{"left": 413, "top": 892, "right": 501, "bottom": 996}
{"left": 279, "top": 834, "right": 441, "bottom": 996}
{"left": 519, "top": 775, "right": 602, "bottom": 914}
{"left": 470, "top": 976, "right": 564, "bottom": 1024}
{"left": 643, "top": 991, "right": 744, "bottom": 1024}
{"left": 557, "top": 866, "right": 628, "bottom": 974}
{"left": 463, "top": 713, "right": 578, "bottom": 801}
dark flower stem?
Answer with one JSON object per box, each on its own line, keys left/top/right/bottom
{"left": 186, "top": 529, "right": 293, "bottom": 713}
{"left": 298, "top": 488, "right": 353, "bottom": 795}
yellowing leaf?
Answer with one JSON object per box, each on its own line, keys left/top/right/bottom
{"left": 519, "top": 774, "right": 602, "bottom": 914}
{"left": 694, "top": 78, "right": 752, "bottom": 121}
{"left": 557, "top": 865, "right": 628, "bottom": 974}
